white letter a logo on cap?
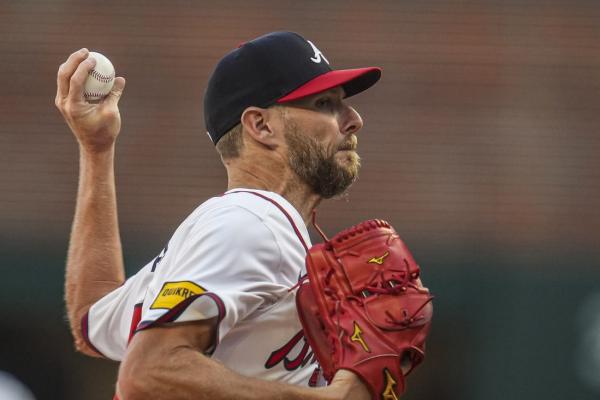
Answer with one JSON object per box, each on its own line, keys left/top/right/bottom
{"left": 307, "top": 40, "right": 329, "bottom": 65}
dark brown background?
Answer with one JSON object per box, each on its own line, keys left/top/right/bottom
{"left": 1, "top": 1, "right": 599, "bottom": 399}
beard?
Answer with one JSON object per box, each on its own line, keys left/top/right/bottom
{"left": 284, "top": 120, "right": 361, "bottom": 199}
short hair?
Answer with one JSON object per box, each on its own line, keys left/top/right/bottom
{"left": 215, "top": 123, "right": 244, "bottom": 159}
{"left": 215, "top": 105, "right": 288, "bottom": 159}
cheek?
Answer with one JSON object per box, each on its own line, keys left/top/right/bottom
{"left": 318, "top": 124, "right": 343, "bottom": 154}
{"left": 312, "top": 122, "right": 335, "bottom": 140}
{"left": 294, "top": 113, "right": 341, "bottom": 155}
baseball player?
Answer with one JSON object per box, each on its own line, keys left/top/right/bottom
{"left": 56, "top": 32, "right": 382, "bottom": 399}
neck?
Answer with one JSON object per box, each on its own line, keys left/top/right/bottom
{"left": 224, "top": 157, "right": 321, "bottom": 225}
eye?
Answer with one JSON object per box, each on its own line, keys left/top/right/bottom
{"left": 315, "top": 97, "right": 333, "bottom": 110}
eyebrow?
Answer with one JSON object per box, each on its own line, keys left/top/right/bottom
{"left": 320, "top": 87, "right": 344, "bottom": 97}
{"left": 284, "top": 87, "right": 346, "bottom": 108}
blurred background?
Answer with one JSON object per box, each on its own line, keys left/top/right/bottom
{"left": 1, "top": 0, "right": 599, "bottom": 399}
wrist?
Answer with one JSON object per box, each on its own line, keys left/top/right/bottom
{"left": 79, "top": 142, "right": 116, "bottom": 160}
{"left": 328, "top": 370, "right": 371, "bottom": 400}
{"left": 77, "top": 145, "right": 117, "bottom": 187}
{"left": 315, "top": 386, "right": 342, "bottom": 400}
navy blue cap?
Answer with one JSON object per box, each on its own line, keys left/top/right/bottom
{"left": 203, "top": 31, "right": 381, "bottom": 144}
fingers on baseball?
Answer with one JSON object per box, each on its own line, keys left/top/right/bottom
{"left": 68, "top": 55, "right": 97, "bottom": 101}
{"left": 55, "top": 48, "right": 89, "bottom": 105}
{"left": 105, "top": 77, "right": 126, "bottom": 105}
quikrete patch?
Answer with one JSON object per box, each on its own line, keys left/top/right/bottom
{"left": 150, "top": 281, "right": 206, "bottom": 310}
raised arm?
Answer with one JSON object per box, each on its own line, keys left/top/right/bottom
{"left": 117, "top": 321, "right": 370, "bottom": 400}
{"left": 55, "top": 48, "right": 127, "bottom": 356}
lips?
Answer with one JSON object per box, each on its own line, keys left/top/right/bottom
{"left": 337, "top": 142, "right": 357, "bottom": 152}
{"left": 337, "top": 135, "right": 358, "bottom": 152}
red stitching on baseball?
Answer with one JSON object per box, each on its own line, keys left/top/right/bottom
{"left": 89, "top": 69, "right": 114, "bottom": 83}
{"left": 84, "top": 91, "right": 107, "bottom": 98}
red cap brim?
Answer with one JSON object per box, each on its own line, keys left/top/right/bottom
{"left": 277, "top": 67, "right": 382, "bottom": 103}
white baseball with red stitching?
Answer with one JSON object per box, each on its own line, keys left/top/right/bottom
{"left": 84, "top": 52, "right": 115, "bottom": 101}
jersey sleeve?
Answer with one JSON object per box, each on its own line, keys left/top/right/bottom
{"left": 83, "top": 258, "right": 157, "bottom": 361}
{"left": 136, "top": 205, "right": 285, "bottom": 347}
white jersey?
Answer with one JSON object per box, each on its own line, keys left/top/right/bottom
{"left": 83, "top": 189, "right": 323, "bottom": 386}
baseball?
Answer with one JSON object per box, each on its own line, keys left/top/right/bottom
{"left": 84, "top": 51, "right": 115, "bottom": 101}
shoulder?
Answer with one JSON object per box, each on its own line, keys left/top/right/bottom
{"left": 169, "top": 193, "right": 282, "bottom": 258}
{"left": 183, "top": 193, "right": 272, "bottom": 233}
{"left": 166, "top": 190, "right": 308, "bottom": 264}
{"left": 153, "top": 194, "right": 284, "bottom": 284}
{"left": 186, "top": 190, "right": 299, "bottom": 231}
{"left": 199, "top": 191, "right": 281, "bottom": 218}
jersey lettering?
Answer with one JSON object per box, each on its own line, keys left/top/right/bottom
{"left": 308, "top": 366, "right": 321, "bottom": 387}
{"left": 151, "top": 243, "right": 169, "bottom": 272}
{"left": 265, "top": 330, "right": 315, "bottom": 371}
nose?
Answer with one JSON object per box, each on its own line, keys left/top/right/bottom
{"left": 340, "top": 105, "right": 364, "bottom": 136}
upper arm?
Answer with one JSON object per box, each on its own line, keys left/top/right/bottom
{"left": 127, "top": 317, "right": 218, "bottom": 361}
{"left": 82, "top": 262, "right": 157, "bottom": 360}
{"left": 82, "top": 205, "right": 283, "bottom": 364}
{"left": 117, "top": 318, "right": 218, "bottom": 399}
{"left": 137, "top": 206, "right": 284, "bottom": 342}
{"left": 117, "top": 317, "right": 333, "bottom": 400}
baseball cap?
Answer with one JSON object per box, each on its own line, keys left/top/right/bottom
{"left": 204, "top": 31, "right": 381, "bottom": 144}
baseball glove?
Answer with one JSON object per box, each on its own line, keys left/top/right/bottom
{"left": 296, "top": 219, "right": 433, "bottom": 399}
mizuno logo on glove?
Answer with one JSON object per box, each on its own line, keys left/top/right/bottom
{"left": 350, "top": 322, "right": 370, "bottom": 353}
{"left": 368, "top": 251, "right": 390, "bottom": 265}
{"left": 382, "top": 369, "right": 400, "bottom": 400}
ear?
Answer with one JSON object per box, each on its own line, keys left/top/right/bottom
{"left": 240, "top": 107, "right": 280, "bottom": 149}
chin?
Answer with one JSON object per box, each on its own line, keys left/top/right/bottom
{"left": 336, "top": 150, "right": 359, "bottom": 163}
{"left": 338, "top": 152, "right": 360, "bottom": 169}
{"left": 339, "top": 163, "right": 360, "bottom": 181}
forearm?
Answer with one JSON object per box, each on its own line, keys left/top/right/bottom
{"left": 118, "top": 345, "right": 334, "bottom": 400}
{"left": 65, "top": 145, "right": 125, "bottom": 353}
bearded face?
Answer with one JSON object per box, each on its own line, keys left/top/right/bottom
{"left": 284, "top": 119, "right": 361, "bottom": 199}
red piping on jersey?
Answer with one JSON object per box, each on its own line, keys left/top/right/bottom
{"left": 135, "top": 292, "right": 225, "bottom": 357}
{"left": 128, "top": 303, "right": 143, "bottom": 344}
{"left": 226, "top": 190, "right": 310, "bottom": 253}
{"left": 113, "top": 295, "right": 226, "bottom": 400}
{"left": 81, "top": 311, "right": 108, "bottom": 358}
